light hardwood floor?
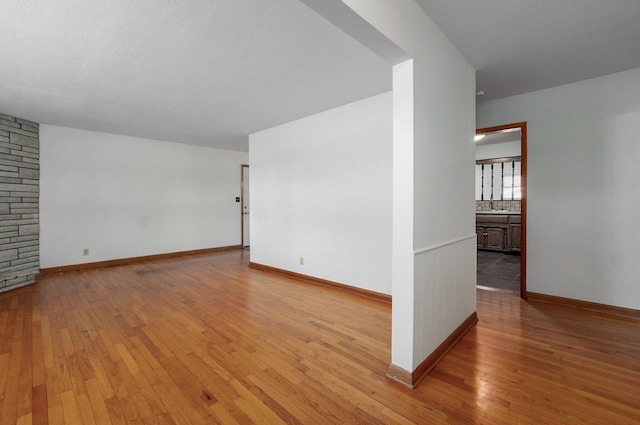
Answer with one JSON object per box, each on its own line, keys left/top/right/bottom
{"left": 1, "top": 250, "right": 639, "bottom": 424}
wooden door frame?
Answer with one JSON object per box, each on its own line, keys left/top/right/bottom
{"left": 241, "top": 164, "right": 249, "bottom": 247}
{"left": 476, "top": 122, "right": 528, "bottom": 299}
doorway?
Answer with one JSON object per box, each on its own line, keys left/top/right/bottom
{"left": 241, "top": 164, "right": 250, "bottom": 248}
{"left": 475, "top": 122, "right": 527, "bottom": 299}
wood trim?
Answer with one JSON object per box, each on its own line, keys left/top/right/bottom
{"left": 528, "top": 292, "right": 640, "bottom": 320}
{"left": 477, "top": 121, "right": 527, "bottom": 299}
{"left": 386, "top": 312, "right": 478, "bottom": 388}
{"left": 241, "top": 164, "right": 249, "bottom": 247}
{"left": 40, "top": 245, "right": 243, "bottom": 274}
{"left": 386, "top": 364, "right": 413, "bottom": 388}
{"left": 520, "top": 122, "right": 528, "bottom": 299}
{"left": 476, "top": 122, "right": 526, "bottom": 135}
{"left": 248, "top": 262, "right": 392, "bottom": 304}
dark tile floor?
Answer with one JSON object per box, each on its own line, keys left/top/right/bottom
{"left": 477, "top": 250, "right": 521, "bottom": 292}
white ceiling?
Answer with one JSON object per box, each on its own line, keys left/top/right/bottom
{"left": 2, "top": 1, "right": 639, "bottom": 151}
{"left": 0, "top": 0, "right": 391, "bottom": 151}
{"left": 416, "top": 0, "right": 640, "bottom": 103}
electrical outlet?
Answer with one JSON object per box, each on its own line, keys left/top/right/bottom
{"left": 299, "top": 257, "right": 304, "bottom": 265}
{"left": 83, "top": 248, "right": 89, "bottom": 256}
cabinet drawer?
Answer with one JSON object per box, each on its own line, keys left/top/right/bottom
{"left": 476, "top": 213, "right": 521, "bottom": 253}
{"left": 476, "top": 214, "right": 509, "bottom": 224}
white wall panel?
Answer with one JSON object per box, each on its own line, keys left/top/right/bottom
{"left": 478, "top": 67, "right": 640, "bottom": 310}
{"left": 414, "top": 236, "right": 476, "bottom": 363}
{"left": 249, "top": 92, "right": 393, "bottom": 295}
{"left": 40, "top": 125, "right": 248, "bottom": 267}
{"left": 341, "top": 0, "right": 477, "bottom": 372}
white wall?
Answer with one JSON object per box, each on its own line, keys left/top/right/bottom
{"left": 339, "top": 0, "right": 477, "bottom": 373}
{"left": 410, "top": 45, "right": 476, "bottom": 373}
{"left": 476, "top": 140, "right": 520, "bottom": 160}
{"left": 249, "top": 92, "right": 392, "bottom": 295}
{"left": 40, "top": 125, "right": 248, "bottom": 268}
{"left": 478, "top": 67, "right": 640, "bottom": 310}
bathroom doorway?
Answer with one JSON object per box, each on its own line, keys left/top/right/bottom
{"left": 475, "top": 122, "right": 527, "bottom": 299}
{"left": 241, "top": 164, "right": 250, "bottom": 248}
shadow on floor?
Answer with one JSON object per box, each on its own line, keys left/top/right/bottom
{"left": 477, "top": 250, "right": 520, "bottom": 292}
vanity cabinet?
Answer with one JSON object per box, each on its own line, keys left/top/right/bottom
{"left": 508, "top": 215, "right": 521, "bottom": 253}
{"left": 476, "top": 213, "right": 521, "bottom": 253}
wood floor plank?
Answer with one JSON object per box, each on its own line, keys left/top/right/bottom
{"left": 208, "top": 402, "right": 242, "bottom": 425}
{"left": 16, "top": 412, "right": 32, "bottom": 425}
{"left": 246, "top": 372, "right": 326, "bottom": 425}
{"left": 75, "top": 393, "right": 97, "bottom": 425}
{"left": 60, "top": 390, "right": 82, "bottom": 424}
{"left": 84, "top": 378, "right": 113, "bottom": 425}
{"left": 30, "top": 384, "right": 47, "bottom": 425}
{"left": 47, "top": 403, "right": 64, "bottom": 425}
{"left": 1, "top": 250, "right": 639, "bottom": 424}
{"left": 0, "top": 352, "right": 11, "bottom": 402}
{"left": 229, "top": 378, "right": 288, "bottom": 425}
{"left": 1, "top": 344, "right": 23, "bottom": 424}
{"left": 151, "top": 382, "right": 207, "bottom": 425}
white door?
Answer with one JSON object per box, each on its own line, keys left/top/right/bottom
{"left": 242, "top": 165, "right": 250, "bottom": 247}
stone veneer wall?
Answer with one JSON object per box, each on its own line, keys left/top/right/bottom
{"left": 0, "top": 113, "right": 40, "bottom": 293}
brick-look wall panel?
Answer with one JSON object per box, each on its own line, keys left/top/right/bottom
{"left": 0, "top": 113, "right": 39, "bottom": 293}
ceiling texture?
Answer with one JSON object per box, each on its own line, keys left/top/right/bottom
{"left": 2, "top": 0, "right": 639, "bottom": 151}
{"left": 416, "top": 0, "right": 640, "bottom": 103}
{"left": 0, "top": 0, "right": 391, "bottom": 151}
